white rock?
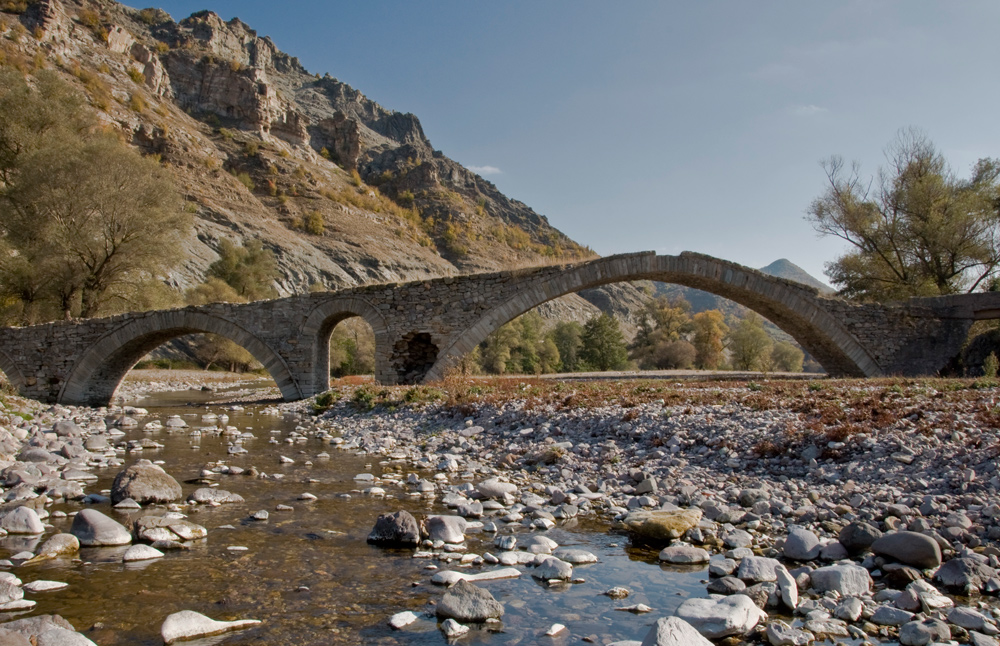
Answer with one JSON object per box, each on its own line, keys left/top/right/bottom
{"left": 161, "top": 610, "right": 261, "bottom": 644}
{"left": 388, "top": 611, "right": 419, "bottom": 629}
{"left": 22, "top": 580, "right": 69, "bottom": 593}
{"left": 441, "top": 618, "right": 468, "bottom": 637}
{"left": 431, "top": 568, "right": 522, "bottom": 586}
{"left": 546, "top": 623, "right": 567, "bottom": 636}
{"left": 123, "top": 544, "right": 164, "bottom": 562}
{"left": 640, "top": 616, "right": 713, "bottom": 646}
{"left": 676, "top": 595, "right": 767, "bottom": 639}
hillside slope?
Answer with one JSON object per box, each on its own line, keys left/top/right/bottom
{"left": 7, "top": 0, "right": 604, "bottom": 301}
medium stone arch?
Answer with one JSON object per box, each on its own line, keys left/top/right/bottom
{"left": 301, "top": 296, "right": 391, "bottom": 395}
{"left": 427, "top": 252, "right": 881, "bottom": 381}
{"left": 59, "top": 310, "right": 301, "bottom": 406}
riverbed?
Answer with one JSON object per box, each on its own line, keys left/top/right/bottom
{"left": 0, "top": 383, "right": 708, "bottom": 645}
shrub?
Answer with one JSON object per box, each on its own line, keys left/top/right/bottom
{"left": 244, "top": 141, "right": 258, "bottom": 157}
{"left": 303, "top": 210, "right": 324, "bottom": 235}
{"left": 137, "top": 8, "right": 172, "bottom": 25}
{"left": 319, "top": 146, "right": 330, "bottom": 159}
{"left": 127, "top": 67, "right": 145, "bottom": 84}
{"left": 128, "top": 93, "right": 146, "bottom": 113}
{"left": 233, "top": 171, "right": 254, "bottom": 191}
{"left": 352, "top": 385, "right": 377, "bottom": 411}
{"left": 312, "top": 391, "right": 339, "bottom": 414}
{"left": 985, "top": 352, "right": 999, "bottom": 378}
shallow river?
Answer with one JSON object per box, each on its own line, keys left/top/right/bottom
{"left": 1, "top": 385, "right": 710, "bottom": 645}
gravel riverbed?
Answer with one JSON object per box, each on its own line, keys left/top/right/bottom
{"left": 0, "top": 375, "right": 1000, "bottom": 645}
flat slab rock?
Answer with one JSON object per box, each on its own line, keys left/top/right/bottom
{"left": 675, "top": 594, "right": 767, "bottom": 639}
{"left": 622, "top": 508, "right": 703, "bottom": 543}
{"left": 161, "top": 610, "right": 261, "bottom": 644}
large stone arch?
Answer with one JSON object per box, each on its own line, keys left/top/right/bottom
{"left": 300, "top": 296, "right": 391, "bottom": 395}
{"left": 426, "top": 252, "right": 881, "bottom": 381}
{"left": 59, "top": 310, "right": 300, "bottom": 406}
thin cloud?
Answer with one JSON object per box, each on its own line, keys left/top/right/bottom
{"left": 788, "top": 104, "right": 829, "bottom": 117}
{"left": 468, "top": 165, "right": 502, "bottom": 175}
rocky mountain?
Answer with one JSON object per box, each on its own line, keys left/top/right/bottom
{"left": 759, "top": 259, "right": 833, "bottom": 294}
{"left": 7, "top": 0, "right": 614, "bottom": 308}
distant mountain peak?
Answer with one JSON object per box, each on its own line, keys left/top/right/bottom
{"left": 759, "top": 259, "right": 834, "bottom": 294}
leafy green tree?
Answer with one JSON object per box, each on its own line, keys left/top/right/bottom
{"left": 193, "top": 334, "right": 259, "bottom": 372}
{"left": 480, "top": 320, "right": 520, "bottom": 374}
{"left": 770, "top": 341, "right": 805, "bottom": 372}
{"left": 549, "top": 321, "right": 583, "bottom": 372}
{"left": 580, "top": 312, "right": 630, "bottom": 371}
{"left": 727, "top": 312, "right": 773, "bottom": 371}
{"left": 0, "top": 70, "right": 188, "bottom": 321}
{"left": 478, "top": 311, "right": 561, "bottom": 375}
{"left": 807, "top": 128, "right": 1000, "bottom": 301}
{"left": 329, "top": 317, "right": 375, "bottom": 377}
{"left": 692, "top": 309, "right": 728, "bottom": 369}
{"left": 207, "top": 239, "right": 279, "bottom": 301}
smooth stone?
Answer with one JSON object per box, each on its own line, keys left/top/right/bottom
{"left": 766, "top": 620, "right": 814, "bottom": 646}
{"left": 431, "top": 568, "right": 521, "bottom": 586}
{"left": 22, "top": 580, "right": 68, "bottom": 593}
{"left": 833, "top": 597, "right": 863, "bottom": 622}
{"left": 435, "top": 580, "right": 504, "bottom": 621}
{"left": 552, "top": 548, "right": 599, "bottom": 564}
{"left": 123, "top": 544, "right": 164, "bottom": 562}
{"left": 899, "top": 617, "right": 950, "bottom": 646}
{"left": 187, "top": 488, "right": 244, "bottom": 504}
{"left": 839, "top": 522, "right": 883, "bottom": 555}
{"left": 110, "top": 461, "right": 182, "bottom": 504}
{"left": 34, "top": 627, "right": 96, "bottom": 646}
{"left": 640, "top": 616, "right": 713, "bottom": 646}
{"left": 0, "top": 579, "right": 24, "bottom": 604}
{"left": 388, "top": 611, "right": 418, "bottom": 629}
{"left": 160, "top": 610, "right": 261, "bottom": 644}
{"left": 948, "top": 607, "right": 992, "bottom": 631}
{"left": 476, "top": 478, "right": 517, "bottom": 499}
{"left": 872, "top": 531, "right": 942, "bottom": 569}
{"left": 810, "top": 564, "right": 872, "bottom": 596}
{"left": 622, "top": 508, "right": 703, "bottom": 543}
{"left": 737, "top": 556, "right": 782, "bottom": 583}
{"left": 425, "top": 515, "right": 468, "bottom": 544}
{"left": 783, "top": 526, "right": 822, "bottom": 561}
{"left": 707, "top": 577, "right": 746, "bottom": 594}
{"left": 441, "top": 618, "right": 468, "bottom": 638}
{"left": 533, "top": 556, "right": 573, "bottom": 580}
{"left": 545, "top": 623, "right": 567, "bottom": 636}
{"left": 659, "top": 545, "right": 710, "bottom": 564}
{"left": 675, "top": 594, "right": 766, "bottom": 638}
{"left": 871, "top": 606, "right": 915, "bottom": 626}
{"left": 774, "top": 563, "right": 798, "bottom": 610}
{"left": 70, "top": 509, "right": 132, "bottom": 546}
{"left": 0, "top": 507, "right": 44, "bottom": 535}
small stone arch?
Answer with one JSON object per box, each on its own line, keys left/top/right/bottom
{"left": 59, "top": 310, "right": 300, "bottom": 406}
{"left": 426, "top": 252, "right": 881, "bottom": 381}
{"left": 300, "top": 296, "right": 391, "bottom": 395}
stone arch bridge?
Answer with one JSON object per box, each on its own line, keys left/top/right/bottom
{"left": 0, "top": 251, "right": 996, "bottom": 406}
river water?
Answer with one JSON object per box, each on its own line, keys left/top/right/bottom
{"left": 1, "top": 384, "right": 709, "bottom": 645}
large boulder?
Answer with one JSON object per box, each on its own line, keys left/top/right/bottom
{"left": 423, "top": 515, "right": 467, "bottom": 544}
{"left": 783, "top": 526, "right": 822, "bottom": 561}
{"left": 872, "top": 531, "right": 942, "bottom": 569}
{"left": 641, "top": 616, "right": 713, "bottom": 646}
{"left": 367, "top": 510, "right": 420, "bottom": 546}
{"left": 935, "top": 558, "right": 996, "bottom": 595}
{"left": 111, "top": 461, "right": 182, "bottom": 505}
{"left": 476, "top": 478, "right": 516, "bottom": 499}
{"left": 0, "top": 506, "right": 45, "bottom": 534}
{"left": 69, "top": 509, "right": 132, "bottom": 546}
{"left": 435, "top": 580, "right": 504, "bottom": 622}
{"left": 838, "top": 522, "right": 883, "bottom": 555}
{"left": 810, "top": 564, "right": 872, "bottom": 596}
{"left": 622, "top": 508, "right": 702, "bottom": 544}
{"left": 675, "top": 595, "right": 765, "bottom": 639}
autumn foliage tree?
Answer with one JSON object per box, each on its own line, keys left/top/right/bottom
{"left": 808, "top": 129, "right": 1000, "bottom": 301}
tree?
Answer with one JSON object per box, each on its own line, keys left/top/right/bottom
{"left": 728, "top": 312, "right": 773, "bottom": 371}
{"left": 692, "top": 309, "right": 728, "bottom": 369}
{"left": 579, "top": 312, "right": 630, "bottom": 371}
{"left": 329, "top": 317, "right": 375, "bottom": 377}
{"left": 771, "top": 341, "right": 805, "bottom": 372}
{"left": 549, "top": 321, "right": 583, "bottom": 372}
{"left": 807, "top": 128, "right": 1000, "bottom": 301}
{"left": 207, "top": 238, "right": 279, "bottom": 301}
{"left": 0, "top": 70, "right": 189, "bottom": 322}
{"left": 629, "top": 296, "right": 694, "bottom": 369}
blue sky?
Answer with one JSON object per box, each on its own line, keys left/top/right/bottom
{"left": 143, "top": 1, "right": 1000, "bottom": 284}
